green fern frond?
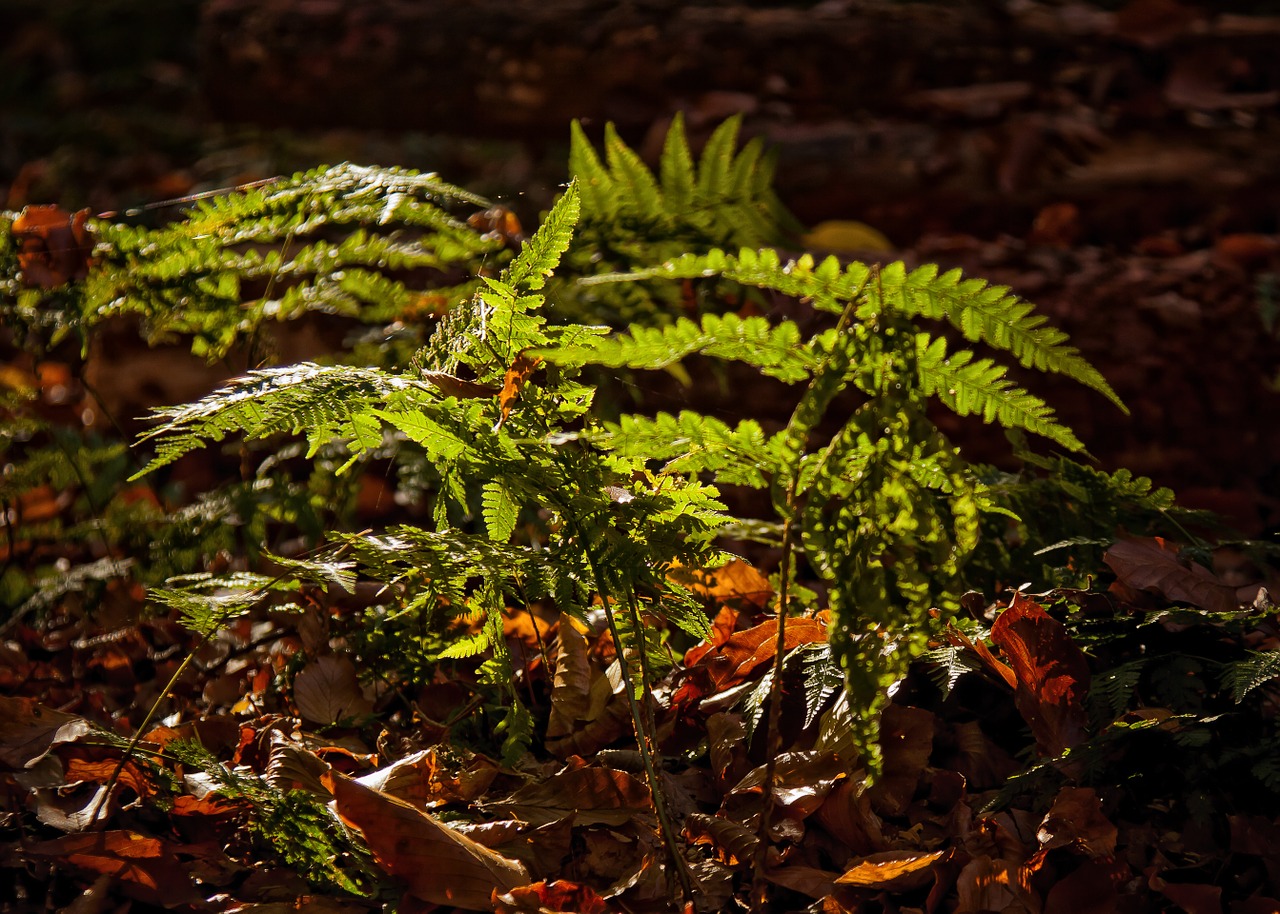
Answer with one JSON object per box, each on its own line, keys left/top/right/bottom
{"left": 591, "top": 411, "right": 775, "bottom": 488}
{"left": 543, "top": 312, "right": 814, "bottom": 382}
{"left": 916, "top": 334, "right": 1084, "bottom": 451}
{"left": 871, "top": 262, "right": 1125, "bottom": 412}
{"left": 482, "top": 481, "right": 519, "bottom": 543}
{"left": 1222, "top": 651, "right": 1280, "bottom": 704}
{"left": 135, "top": 363, "right": 437, "bottom": 475}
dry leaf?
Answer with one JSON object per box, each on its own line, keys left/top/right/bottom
{"left": 25, "top": 831, "right": 201, "bottom": 907}
{"left": 990, "top": 594, "right": 1091, "bottom": 758}
{"left": 868, "top": 704, "right": 936, "bottom": 818}
{"left": 1036, "top": 787, "right": 1117, "bottom": 857}
{"left": 1043, "top": 857, "right": 1129, "bottom": 914}
{"left": 292, "top": 656, "right": 374, "bottom": 726}
{"left": 0, "top": 696, "right": 88, "bottom": 768}
{"left": 1104, "top": 537, "right": 1239, "bottom": 614}
{"left": 496, "top": 351, "right": 540, "bottom": 429}
{"left": 835, "top": 849, "right": 948, "bottom": 891}
{"left": 493, "top": 879, "right": 608, "bottom": 914}
{"left": 324, "top": 770, "right": 529, "bottom": 909}
{"left": 420, "top": 370, "right": 500, "bottom": 400}
{"left": 491, "top": 760, "right": 652, "bottom": 828}
{"left": 672, "top": 559, "right": 774, "bottom": 612}
{"left": 12, "top": 204, "right": 94, "bottom": 288}
{"left": 684, "top": 812, "right": 760, "bottom": 866}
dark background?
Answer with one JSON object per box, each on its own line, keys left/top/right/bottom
{"left": 4, "top": 0, "right": 1280, "bottom": 532}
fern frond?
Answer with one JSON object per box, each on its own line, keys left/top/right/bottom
{"left": 482, "top": 481, "right": 519, "bottom": 543}
{"left": 915, "top": 334, "right": 1084, "bottom": 451}
{"left": 1222, "top": 651, "right": 1280, "bottom": 704}
{"left": 591, "top": 411, "right": 775, "bottom": 489}
{"left": 542, "top": 312, "right": 814, "bottom": 382}
{"left": 872, "top": 262, "right": 1125, "bottom": 412}
{"left": 135, "top": 363, "right": 437, "bottom": 475}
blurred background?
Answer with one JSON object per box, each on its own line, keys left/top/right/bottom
{"left": 3, "top": 0, "right": 1280, "bottom": 532}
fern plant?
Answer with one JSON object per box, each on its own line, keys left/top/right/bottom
{"left": 5, "top": 118, "right": 1128, "bottom": 788}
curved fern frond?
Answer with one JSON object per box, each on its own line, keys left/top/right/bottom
{"left": 916, "top": 334, "right": 1084, "bottom": 452}
{"left": 1222, "top": 651, "right": 1280, "bottom": 704}
{"left": 871, "top": 262, "right": 1125, "bottom": 412}
{"left": 135, "top": 363, "right": 436, "bottom": 475}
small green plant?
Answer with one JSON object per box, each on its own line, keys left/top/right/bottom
{"left": 2, "top": 117, "right": 1160, "bottom": 898}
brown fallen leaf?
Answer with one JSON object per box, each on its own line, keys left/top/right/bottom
{"left": 420, "top": 370, "right": 501, "bottom": 400}
{"left": 868, "top": 703, "right": 936, "bottom": 818}
{"left": 1036, "top": 787, "right": 1117, "bottom": 858}
{"left": 684, "top": 811, "right": 760, "bottom": 866}
{"left": 0, "top": 696, "right": 89, "bottom": 769}
{"left": 673, "top": 558, "right": 775, "bottom": 612}
{"left": 765, "top": 864, "right": 843, "bottom": 899}
{"left": 357, "top": 748, "right": 499, "bottom": 809}
{"left": 24, "top": 830, "right": 201, "bottom": 907}
{"left": 991, "top": 594, "right": 1092, "bottom": 758}
{"left": 292, "top": 655, "right": 375, "bottom": 726}
{"left": 324, "top": 769, "right": 529, "bottom": 909}
{"left": 1043, "top": 857, "right": 1129, "bottom": 914}
{"left": 490, "top": 758, "right": 652, "bottom": 827}
{"left": 684, "top": 615, "right": 828, "bottom": 691}
{"left": 1104, "top": 537, "right": 1238, "bottom": 614}
{"left": 954, "top": 854, "right": 1037, "bottom": 914}
{"left": 492, "top": 879, "right": 608, "bottom": 914}
{"left": 11, "top": 204, "right": 94, "bottom": 288}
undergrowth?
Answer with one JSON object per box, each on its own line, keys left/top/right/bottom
{"left": 3, "top": 115, "right": 1257, "bottom": 908}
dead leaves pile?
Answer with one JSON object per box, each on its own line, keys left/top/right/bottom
{"left": 3, "top": 540, "right": 1280, "bottom": 912}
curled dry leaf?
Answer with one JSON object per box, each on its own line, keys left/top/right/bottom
{"left": 546, "top": 613, "right": 591, "bottom": 746}
{"left": 292, "top": 655, "right": 374, "bottom": 726}
{"left": 496, "top": 351, "right": 541, "bottom": 429}
{"left": 990, "top": 594, "right": 1091, "bottom": 758}
{"left": 684, "top": 811, "right": 760, "bottom": 865}
{"left": 1104, "top": 537, "right": 1238, "bottom": 614}
{"left": 357, "top": 748, "right": 500, "bottom": 809}
{"left": 868, "top": 703, "right": 936, "bottom": 818}
{"left": 0, "top": 696, "right": 90, "bottom": 769}
{"left": 323, "top": 769, "right": 529, "bottom": 910}
{"left": 1043, "top": 857, "right": 1129, "bottom": 914}
{"left": 954, "top": 854, "right": 1037, "bottom": 914}
{"left": 684, "top": 615, "right": 828, "bottom": 692}
{"left": 672, "top": 559, "right": 774, "bottom": 612}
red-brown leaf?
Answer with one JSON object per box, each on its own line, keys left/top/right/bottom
{"left": 292, "top": 655, "right": 374, "bottom": 725}
{"left": 686, "top": 615, "right": 828, "bottom": 691}
{"left": 990, "top": 594, "right": 1091, "bottom": 757}
{"left": 493, "top": 879, "right": 608, "bottom": 914}
{"left": 496, "top": 351, "right": 540, "bottom": 429}
{"left": 492, "top": 759, "right": 652, "bottom": 827}
{"left": 24, "top": 831, "right": 200, "bottom": 907}
{"left": 1104, "top": 537, "right": 1238, "bottom": 613}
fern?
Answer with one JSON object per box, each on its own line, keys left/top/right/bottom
{"left": 1222, "top": 651, "right": 1280, "bottom": 704}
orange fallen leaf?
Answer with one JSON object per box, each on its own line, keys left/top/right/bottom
{"left": 11, "top": 204, "right": 94, "bottom": 288}
{"left": 491, "top": 758, "right": 652, "bottom": 827}
{"left": 835, "top": 849, "right": 948, "bottom": 891}
{"left": 292, "top": 655, "right": 375, "bottom": 725}
{"left": 324, "top": 769, "right": 529, "bottom": 909}
{"left": 1036, "top": 787, "right": 1116, "bottom": 858}
{"left": 673, "top": 558, "right": 774, "bottom": 612}
{"left": 492, "top": 879, "right": 608, "bottom": 914}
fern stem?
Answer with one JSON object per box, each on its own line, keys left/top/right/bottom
{"left": 751, "top": 476, "right": 801, "bottom": 911}
{"left": 572, "top": 518, "right": 695, "bottom": 903}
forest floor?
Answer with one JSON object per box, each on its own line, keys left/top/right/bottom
{"left": 4, "top": 1, "right": 1280, "bottom": 912}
